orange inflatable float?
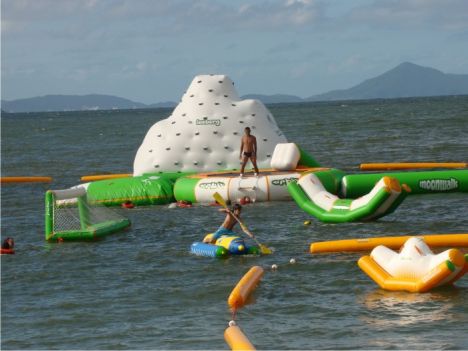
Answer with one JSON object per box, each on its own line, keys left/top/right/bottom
{"left": 358, "top": 237, "right": 467, "bottom": 292}
{"left": 224, "top": 322, "right": 256, "bottom": 351}
{"left": 228, "top": 266, "right": 264, "bottom": 311}
{"left": 0, "top": 248, "right": 15, "bottom": 255}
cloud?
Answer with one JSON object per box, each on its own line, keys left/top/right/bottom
{"left": 346, "top": 0, "right": 468, "bottom": 31}
{"left": 2, "top": 0, "right": 327, "bottom": 37}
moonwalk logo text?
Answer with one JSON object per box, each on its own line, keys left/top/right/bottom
{"left": 271, "top": 177, "right": 298, "bottom": 186}
{"left": 196, "top": 118, "right": 221, "bottom": 126}
{"left": 419, "top": 178, "right": 459, "bottom": 191}
{"left": 199, "top": 181, "right": 225, "bottom": 190}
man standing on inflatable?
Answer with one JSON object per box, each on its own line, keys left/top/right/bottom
{"left": 239, "top": 127, "right": 259, "bottom": 178}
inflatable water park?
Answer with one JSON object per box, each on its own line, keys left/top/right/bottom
{"left": 4, "top": 74, "right": 467, "bottom": 349}
{"left": 60, "top": 74, "right": 467, "bottom": 218}
{"left": 37, "top": 75, "right": 468, "bottom": 249}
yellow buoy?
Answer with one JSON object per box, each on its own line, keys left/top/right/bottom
{"left": 304, "top": 220, "right": 311, "bottom": 225}
{"left": 80, "top": 173, "right": 132, "bottom": 182}
{"left": 360, "top": 162, "right": 467, "bottom": 171}
{"left": 1, "top": 176, "right": 52, "bottom": 183}
{"left": 224, "top": 324, "right": 256, "bottom": 351}
{"left": 310, "top": 234, "right": 468, "bottom": 253}
{"left": 228, "top": 266, "right": 264, "bottom": 310}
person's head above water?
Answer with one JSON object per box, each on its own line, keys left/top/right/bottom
{"left": 244, "top": 127, "right": 251, "bottom": 135}
{"left": 2, "top": 237, "right": 14, "bottom": 249}
{"left": 231, "top": 203, "right": 242, "bottom": 215}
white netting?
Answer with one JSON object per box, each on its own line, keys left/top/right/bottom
{"left": 53, "top": 195, "right": 127, "bottom": 233}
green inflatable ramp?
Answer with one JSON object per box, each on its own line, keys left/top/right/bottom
{"left": 288, "top": 172, "right": 409, "bottom": 223}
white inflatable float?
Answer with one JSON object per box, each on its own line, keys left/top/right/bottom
{"left": 358, "top": 237, "right": 467, "bottom": 292}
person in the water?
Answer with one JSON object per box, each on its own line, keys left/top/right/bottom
{"left": 2, "top": 237, "right": 15, "bottom": 250}
{"left": 204, "top": 204, "right": 242, "bottom": 243}
{"left": 239, "top": 127, "right": 259, "bottom": 177}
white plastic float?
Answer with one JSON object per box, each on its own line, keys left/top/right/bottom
{"left": 359, "top": 237, "right": 467, "bottom": 292}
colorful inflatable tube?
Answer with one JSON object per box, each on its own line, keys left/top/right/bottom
{"left": 228, "top": 266, "right": 264, "bottom": 310}
{"left": 174, "top": 169, "right": 315, "bottom": 204}
{"left": 224, "top": 324, "right": 256, "bottom": 351}
{"left": 288, "top": 173, "right": 409, "bottom": 223}
{"left": 191, "top": 234, "right": 260, "bottom": 258}
{"left": 358, "top": 237, "right": 467, "bottom": 292}
{"left": 190, "top": 242, "right": 229, "bottom": 258}
{"left": 310, "top": 233, "right": 468, "bottom": 253}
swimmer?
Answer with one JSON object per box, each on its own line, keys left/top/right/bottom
{"left": 2, "top": 237, "right": 14, "bottom": 250}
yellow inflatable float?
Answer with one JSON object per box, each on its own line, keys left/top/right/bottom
{"left": 80, "top": 173, "right": 132, "bottom": 182}
{"left": 228, "top": 266, "right": 264, "bottom": 311}
{"left": 358, "top": 237, "right": 467, "bottom": 293}
{"left": 1, "top": 176, "right": 52, "bottom": 183}
{"left": 224, "top": 321, "right": 256, "bottom": 351}
{"left": 360, "top": 162, "right": 467, "bottom": 171}
{"left": 310, "top": 233, "right": 468, "bottom": 253}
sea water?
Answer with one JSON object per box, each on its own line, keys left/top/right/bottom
{"left": 1, "top": 96, "right": 468, "bottom": 349}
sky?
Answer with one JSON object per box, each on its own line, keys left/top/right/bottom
{"left": 2, "top": 0, "right": 468, "bottom": 104}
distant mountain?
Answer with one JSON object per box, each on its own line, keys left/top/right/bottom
{"left": 1, "top": 93, "right": 178, "bottom": 113}
{"left": 3, "top": 62, "right": 468, "bottom": 112}
{"left": 1, "top": 94, "right": 147, "bottom": 113}
{"left": 241, "top": 94, "right": 303, "bottom": 104}
{"left": 307, "top": 62, "right": 468, "bottom": 101}
{"left": 147, "top": 101, "right": 177, "bottom": 108}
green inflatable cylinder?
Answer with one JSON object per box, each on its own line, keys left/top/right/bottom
{"left": 77, "top": 195, "right": 90, "bottom": 230}
{"left": 342, "top": 170, "right": 468, "bottom": 198}
{"left": 45, "top": 190, "right": 54, "bottom": 241}
{"left": 86, "top": 174, "right": 176, "bottom": 206}
{"left": 173, "top": 176, "right": 199, "bottom": 203}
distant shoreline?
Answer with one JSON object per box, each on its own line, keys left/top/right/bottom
{"left": 2, "top": 94, "right": 467, "bottom": 115}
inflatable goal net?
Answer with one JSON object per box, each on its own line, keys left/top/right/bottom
{"left": 45, "top": 188, "right": 130, "bottom": 241}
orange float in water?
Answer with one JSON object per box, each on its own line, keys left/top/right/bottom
{"left": 1, "top": 176, "right": 52, "bottom": 183}
{"left": 224, "top": 323, "right": 256, "bottom": 351}
{"left": 310, "top": 233, "right": 468, "bottom": 253}
{"left": 360, "top": 162, "right": 467, "bottom": 171}
{"left": 121, "top": 201, "right": 135, "bottom": 209}
{"left": 80, "top": 174, "right": 132, "bottom": 182}
{"left": 1, "top": 248, "right": 15, "bottom": 255}
{"left": 228, "top": 266, "right": 264, "bottom": 310}
{"left": 177, "top": 200, "right": 192, "bottom": 208}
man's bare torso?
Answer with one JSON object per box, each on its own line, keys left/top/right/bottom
{"left": 242, "top": 135, "right": 256, "bottom": 153}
